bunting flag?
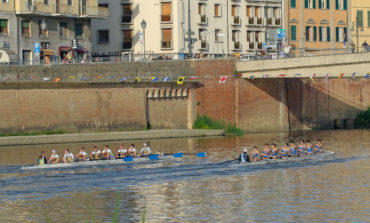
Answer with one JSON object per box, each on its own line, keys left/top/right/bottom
{"left": 294, "top": 73, "right": 301, "bottom": 77}
{"left": 96, "top": 75, "right": 102, "bottom": 80}
{"left": 352, "top": 73, "right": 357, "bottom": 79}
{"left": 54, "top": 77, "right": 61, "bottom": 82}
{"left": 250, "top": 75, "right": 255, "bottom": 80}
{"left": 338, "top": 73, "right": 344, "bottom": 80}
{"left": 366, "top": 73, "right": 370, "bottom": 79}
{"left": 67, "top": 75, "right": 75, "bottom": 79}
{"left": 17, "top": 75, "right": 22, "bottom": 79}
{"left": 262, "top": 74, "right": 269, "bottom": 78}
{"left": 151, "top": 77, "right": 159, "bottom": 82}
{"left": 120, "top": 77, "right": 127, "bottom": 82}
{"left": 190, "top": 76, "right": 199, "bottom": 80}
{"left": 219, "top": 76, "right": 227, "bottom": 83}
{"left": 163, "top": 76, "right": 170, "bottom": 82}
{"left": 279, "top": 74, "right": 286, "bottom": 77}
{"left": 311, "top": 73, "right": 317, "bottom": 80}
{"left": 177, "top": 76, "right": 185, "bottom": 85}
{"left": 325, "top": 73, "right": 329, "bottom": 82}
{"left": 43, "top": 77, "right": 50, "bottom": 81}
{"left": 233, "top": 73, "right": 241, "bottom": 78}
{"left": 135, "top": 77, "right": 141, "bottom": 83}
{"left": 81, "top": 76, "right": 88, "bottom": 81}
{"left": 2, "top": 77, "right": 9, "bottom": 81}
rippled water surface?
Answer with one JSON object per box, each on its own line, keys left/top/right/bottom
{"left": 0, "top": 130, "right": 369, "bottom": 222}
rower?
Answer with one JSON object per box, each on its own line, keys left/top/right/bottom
{"left": 281, "top": 143, "right": 290, "bottom": 157}
{"left": 75, "top": 147, "right": 88, "bottom": 161}
{"left": 289, "top": 141, "right": 297, "bottom": 157}
{"left": 238, "top": 148, "right": 250, "bottom": 163}
{"left": 315, "top": 139, "right": 323, "bottom": 153}
{"left": 306, "top": 140, "right": 314, "bottom": 155}
{"left": 89, "top": 146, "right": 102, "bottom": 160}
{"left": 128, "top": 144, "right": 137, "bottom": 157}
{"left": 102, "top": 145, "right": 114, "bottom": 159}
{"left": 37, "top": 151, "right": 47, "bottom": 165}
{"left": 262, "top": 143, "right": 271, "bottom": 159}
{"left": 48, "top": 149, "right": 59, "bottom": 164}
{"left": 117, "top": 144, "right": 127, "bottom": 158}
{"left": 140, "top": 143, "right": 151, "bottom": 156}
{"left": 297, "top": 140, "right": 306, "bottom": 156}
{"left": 270, "top": 143, "right": 279, "bottom": 159}
{"left": 251, "top": 146, "right": 260, "bottom": 162}
{"left": 63, "top": 149, "right": 74, "bottom": 163}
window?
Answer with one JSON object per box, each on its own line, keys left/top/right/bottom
{"left": 214, "top": 4, "right": 221, "bottom": 16}
{"left": 2, "top": 0, "right": 9, "bottom": 3}
{"left": 291, "top": 0, "right": 296, "bottom": 8}
{"left": 161, "top": 2, "right": 171, "bottom": 22}
{"left": 215, "top": 29, "right": 221, "bottom": 42}
{"left": 357, "top": 10, "right": 363, "bottom": 27}
{"left": 232, "top": 5, "right": 239, "bottom": 17}
{"left": 0, "top": 19, "right": 8, "bottom": 35}
{"left": 291, "top": 25, "right": 296, "bottom": 41}
{"left": 232, "top": 30, "right": 239, "bottom": 42}
{"left": 43, "top": 0, "right": 48, "bottom": 5}
{"left": 318, "top": 26, "right": 327, "bottom": 41}
{"left": 305, "top": 0, "right": 316, "bottom": 9}
{"left": 199, "top": 3, "right": 205, "bottom": 15}
{"left": 122, "top": 4, "right": 132, "bottom": 23}
{"left": 59, "top": 22, "right": 68, "bottom": 39}
{"left": 368, "top": 11, "right": 370, "bottom": 27}
{"left": 335, "top": 0, "right": 347, "bottom": 10}
{"left": 319, "top": 0, "right": 330, "bottom": 9}
{"left": 199, "top": 29, "right": 206, "bottom": 40}
{"left": 21, "top": 20, "right": 30, "bottom": 37}
{"left": 161, "top": 28, "right": 172, "bottom": 48}
{"left": 67, "top": 0, "right": 72, "bottom": 6}
{"left": 75, "top": 23, "right": 83, "bottom": 39}
{"left": 335, "top": 27, "right": 347, "bottom": 42}
{"left": 39, "top": 21, "right": 48, "bottom": 37}
{"left": 122, "top": 30, "right": 132, "bottom": 49}
{"left": 98, "top": 30, "right": 109, "bottom": 43}
{"left": 305, "top": 26, "right": 317, "bottom": 41}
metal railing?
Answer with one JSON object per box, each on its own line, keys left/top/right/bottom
{"left": 121, "top": 15, "right": 132, "bottom": 23}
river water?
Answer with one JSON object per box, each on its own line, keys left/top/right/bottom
{"left": 0, "top": 130, "right": 369, "bottom": 222}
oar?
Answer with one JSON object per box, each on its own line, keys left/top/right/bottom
{"left": 162, "top": 152, "right": 207, "bottom": 158}
{"left": 216, "top": 158, "right": 238, "bottom": 165}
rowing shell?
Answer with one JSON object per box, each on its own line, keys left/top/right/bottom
{"left": 21, "top": 155, "right": 178, "bottom": 170}
{"left": 229, "top": 150, "right": 336, "bottom": 167}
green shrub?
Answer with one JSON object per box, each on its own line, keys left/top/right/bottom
{"left": 355, "top": 107, "right": 370, "bottom": 129}
{"left": 193, "top": 114, "right": 244, "bottom": 136}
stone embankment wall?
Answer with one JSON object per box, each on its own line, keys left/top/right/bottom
{"left": 0, "top": 58, "right": 368, "bottom": 134}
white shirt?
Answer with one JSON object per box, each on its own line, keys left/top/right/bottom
{"left": 91, "top": 150, "right": 101, "bottom": 155}
{"left": 118, "top": 148, "right": 127, "bottom": 153}
{"left": 64, "top": 153, "right": 74, "bottom": 160}
{"left": 128, "top": 148, "right": 136, "bottom": 152}
{"left": 79, "top": 151, "right": 87, "bottom": 156}
{"left": 140, "top": 147, "right": 151, "bottom": 155}
{"left": 51, "top": 154, "right": 59, "bottom": 159}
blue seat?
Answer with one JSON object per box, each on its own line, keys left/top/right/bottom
{"left": 148, "top": 154, "right": 159, "bottom": 160}
{"left": 173, "top": 152, "right": 183, "bottom": 158}
{"left": 196, "top": 152, "right": 206, "bottom": 158}
{"left": 123, "top": 156, "right": 134, "bottom": 162}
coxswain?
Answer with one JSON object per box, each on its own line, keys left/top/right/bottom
{"left": 251, "top": 146, "right": 260, "bottom": 162}
{"left": 37, "top": 151, "right": 47, "bottom": 165}
{"left": 48, "top": 149, "right": 59, "bottom": 164}
{"left": 140, "top": 143, "right": 151, "bottom": 156}
{"left": 89, "top": 146, "right": 102, "bottom": 160}
{"left": 262, "top": 143, "right": 271, "bottom": 159}
{"left": 75, "top": 147, "right": 88, "bottom": 161}
{"left": 315, "top": 139, "right": 323, "bottom": 153}
{"left": 102, "top": 145, "right": 114, "bottom": 159}
{"left": 117, "top": 144, "right": 127, "bottom": 158}
{"left": 270, "top": 143, "right": 279, "bottom": 159}
{"left": 128, "top": 144, "right": 137, "bottom": 157}
{"left": 63, "top": 149, "right": 74, "bottom": 163}
{"left": 238, "top": 148, "right": 250, "bottom": 163}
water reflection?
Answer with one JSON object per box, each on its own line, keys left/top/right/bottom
{"left": 0, "top": 130, "right": 369, "bottom": 222}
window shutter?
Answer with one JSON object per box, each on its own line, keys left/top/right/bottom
{"left": 357, "top": 10, "right": 363, "bottom": 27}
{"left": 313, "top": 0, "right": 316, "bottom": 9}
{"left": 313, "top": 26, "right": 317, "bottom": 41}
{"left": 162, "top": 3, "right": 171, "bottom": 16}
{"left": 291, "top": 0, "right": 296, "bottom": 8}
{"left": 319, "top": 27, "right": 322, "bottom": 41}
{"left": 368, "top": 11, "right": 370, "bottom": 27}
{"left": 343, "top": 0, "right": 347, "bottom": 10}
{"left": 327, "top": 0, "right": 330, "bottom": 9}
{"left": 305, "top": 0, "right": 308, "bottom": 8}
{"left": 162, "top": 28, "right": 172, "bottom": 41}
{"left": 232, "top": 5, "right": 236, "bottom": 17}
{"left": 327, "top": 27, "right": 330, "bottom": 41}
{"left": 306, "top": 26, "right": 309, "bottom": 41}
{"left": 319, "top": 0, "right": 322, "bottom": 9}
{"left": 336, "top": 27, "right": 339, "bottom": 42}
{"left": 215, "top": 4, "right": 219, "bottom": 16}
{"left": 344, "top": 27, "right": 347, "bottom": 42}
{"left": 291, "top": 25, "right": 296, "bottom": 41}
{"left": 335, "top": 0, "right": 339, "bottom": 10}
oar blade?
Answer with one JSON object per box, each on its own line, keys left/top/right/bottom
{"left": 123, "top": 156, "right": 134, "bottom": 162}
{"left": 173, "top": 152, "right": 183, "bottom": 158}
{"left": 196, "top": 152, "right": 206, "bottom": 158}
{"left": 148, "top": 154, "right": 159, "bottom": 160}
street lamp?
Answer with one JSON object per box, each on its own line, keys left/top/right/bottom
{"left": 41, "top": 19, "right": 47, "bottom": 64}
{"left": 351, "top": 15, "right": 364, "bottom": 53}
{"left": 141, "top": 19, "right": 147, "bottom": 60}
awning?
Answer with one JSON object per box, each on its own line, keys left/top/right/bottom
{"left": 42, "top": 49, "right": 55, "bottom": 56}
{"left": 76, "top": 48, "right": 88, "bottom": 53}
{"left": 58, "top": 46, "right": 73, "bottom": 57}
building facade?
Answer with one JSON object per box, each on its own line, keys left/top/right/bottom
{"left": 91, "top": 0, "right": 282, "bottom": 60}
{"left": 283, "top": 0, "right": 350, "bottom": 56}
{"left": 0, "top": 0, "right": 108, "bottom": 65}
{"left": 351, "top": 0, "right": 370, "bottom": 52}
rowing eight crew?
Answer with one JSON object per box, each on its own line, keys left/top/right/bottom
{"left": 37, "top": 143, "right": 151, "bottom": 165}
{"left": 238, "top": 139, "right": 324, "bottom": 163}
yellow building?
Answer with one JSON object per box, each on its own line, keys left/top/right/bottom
{"left": 0, "top": 0, "right": 108, "bottom": 64}
{"left": 351, "top": 0, "right": 370, "bottom": 52}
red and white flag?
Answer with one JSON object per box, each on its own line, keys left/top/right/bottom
{"left": 311, "top": 73, "right": 317, "bottom": 80}
{"left": 325, "top": 73, "right": 329, "bottom": 82}
{"left": 190, "top": 76, "right": 199, "bottom": 80}
{"left": 219, "top": 76, "right": 227, "bottom": 84}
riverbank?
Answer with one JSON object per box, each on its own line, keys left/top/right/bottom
{"left": 0, "top": 129, "right": 222, "bottom": 146}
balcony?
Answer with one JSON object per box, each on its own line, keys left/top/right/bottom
{"left": 268, "top": 18, "right": 273, "bottom": 25}
{"left": 121, "top": 15, "right": 132, "bottom": 23}
{"left": 248, "top": 42, "right": 255, "bottom": 49}
{"left": 199, "top": 15, "right": 207, "bottom": 25}
{"left": 248, "top": 17, "right": 255, "bottom": 25}
{"left": 275, "top": 18, "right": 281, "bottom": 26}
{"left": 234, "top": 41, "right": 241, "bottom": 50}
{"left": 232, "top": 16, "right": 240, "bottom": 26}
{"left": 200, "top": 40, "right": 207, "bottom": 49}
{"left": 122, "top": 42, "right": 132, "bottom": 50}
{"left": 257, "top": 17, "right": 263, "bottom": 25}
{"left": 161, "top": 40, "right": 172, "bottom": 49}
